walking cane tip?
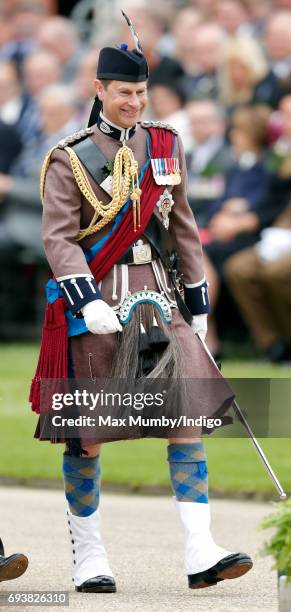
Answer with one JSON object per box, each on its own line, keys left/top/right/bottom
{"left": 279, "top": 492, "right": 288, "bottom": 500}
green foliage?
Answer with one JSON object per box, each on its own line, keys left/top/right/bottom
{"left": 103, "top": 160, "right": 115, "bottom": 177}
{"left": 200, "top": 162, "right": 222, "bottom": 177}
{"left": 261, "top": 499, "right": 291, "bottom": 582}
{"left": 265, "top": 150, "right": 285, "bottom": 173}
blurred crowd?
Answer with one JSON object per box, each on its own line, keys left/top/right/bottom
{"left": 1, "top": 0, "right": 291, "bottom": 360}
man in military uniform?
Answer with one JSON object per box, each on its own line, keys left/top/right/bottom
{"left": 30, "top": 15, "right": 252, "bottom": 595}
{"left": 0, "top": 539, "right": 28, "bottom": 582}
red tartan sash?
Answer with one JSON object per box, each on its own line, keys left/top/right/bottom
{"left": 29, "top": 127, "right": 175, "bottom": 413}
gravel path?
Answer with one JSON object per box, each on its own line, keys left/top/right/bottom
{"left": 0, "top": 487, "right": 278, "bottom": 611}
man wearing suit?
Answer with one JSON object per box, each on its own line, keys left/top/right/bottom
{"left": 186, "top": 100, "right": 234, "bottom": 229}
{"left": 225, "top": 201, "right": 291, "bottom": 361}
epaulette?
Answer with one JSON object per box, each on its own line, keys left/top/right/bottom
{"left": 57, "top": 127, "right": 94, "bottom": 149}
{"left": 141, "top": 120, "right": 178, "bottom": 135}
{"left": 40, "top": 128, "right": 94, "bottom": 202}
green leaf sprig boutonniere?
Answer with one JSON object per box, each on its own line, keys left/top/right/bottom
{"left": 102, "top": 160, "right": 115, "bottom": 178}
{"left": 200, "top": 161, "right": 221, "bottom": 178}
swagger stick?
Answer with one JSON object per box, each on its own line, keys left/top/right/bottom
{"left": 197, "top": 334, "right": 287, "bottom": 499}
{"left": 232, "top": 398, "right": 287, "bottom": 499}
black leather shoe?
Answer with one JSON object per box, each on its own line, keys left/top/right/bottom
{"left": 188, "top": 552, "right": 253, "bottom": 589}
{"left": 75, "top": 575, "right": 116, "bottom": 593}
{"left": 0, "top": 538, "right": 28, "bottom": 582}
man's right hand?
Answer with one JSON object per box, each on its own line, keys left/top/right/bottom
{"left": 81, "top": 300, "right": 122, "bottom": 334}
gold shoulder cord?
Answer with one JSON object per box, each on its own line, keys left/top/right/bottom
{"left": 40, "top": 145, "right": 58, "bottom": 202}
{"left": 40, "top": 142, "right": 142, "bottom": 240}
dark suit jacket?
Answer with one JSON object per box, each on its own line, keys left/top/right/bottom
{"left": 0, "top": 121, "right": 22, "bottom": 173}
{"left": 186, "top": 142, "right": 235, "bottom": 228}
{"left": 208, "top": 160, "right": 271, "bottom": 220}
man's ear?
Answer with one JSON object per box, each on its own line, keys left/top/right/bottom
{"left": 94, "top": 79, "right": 105, "bottom": 102}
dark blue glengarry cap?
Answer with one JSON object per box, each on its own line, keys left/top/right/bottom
{"left": 97, "top": 45, "right": 149, "bottom": 82}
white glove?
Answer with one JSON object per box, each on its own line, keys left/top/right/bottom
{"left": 191, "top": 313, "right": 208, "bottom": 342}
{"left": 82, "top": 300, "right": 122, "bottom": 334}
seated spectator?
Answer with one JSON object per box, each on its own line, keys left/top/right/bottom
{"left": 0, "top": 84, "right": 82, "bottom": 259}
{"left": 264, "top": 10, "right": 291, "bottom": 100}
{"left": 242, "top": 0, "right": 273, "bottom": 35}
{"left": 187, "top": 0, "right": 215, "bottom": 19}
{"left": 224, "top": 94, "right": 291, "bottom": 361}
{"left": 73, "top": 48, "right": 100, "bottom": 123}
{"left": 213, "top": 0, "right": 252, "bottom": 35}
{"left": 257, "top": 95, "right": 291, "bottom": 225}
{"left": 22, "top": 50, "right": 62, "bottom": 98}
{"left": 149, "top": 79, "right": 190, "bottom": 148}
{"left": 0, "top": 1, "right": 47, "bottom": 68}
{"left": 0, "top": 120, "right": 22, "bottom": 173}
{"left": 172, "top": 7, "right": 203, "bottom": 72}
{"left": 225, "top": 203, "right": 291, "bottom": 362}
{"left": 186, "top": 99, "right": 235, "bottom": 227}
{"left": 219, "top": 36, "right": 280, "bottom": 113}
{"left": 202, "top": 105, "right": 273, "bottom": 356}
{"left": 0, "top": 6, "right": 14, "bottom": 52}
{"left": 245, "top": 0, "right": 273, "bottom": 34}
{"left": 181, "top": 23, "right": 225, "bottom": 101}
{"left": 0, "top": 60, "right": 39, "bottom": 144}
{"left": 37, "top": 16, "right": 83, "bottom": 83}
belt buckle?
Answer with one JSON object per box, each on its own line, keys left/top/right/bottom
{"left": 132, "top": 243, "right": 152, "bottom": 265}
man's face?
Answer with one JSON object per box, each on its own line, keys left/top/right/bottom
{"left": 39, "top": 97, "right": 74, "bottom": 135}
{"left": 215, "top": 0, "right": 248, "bottom": 34}
{"left": 280, "top": 97, "right": 291, "bottom": 139}
{"left": 192, "top": 30, "right": 223, "bottom": 73}
{"left": 188, "top": 102, "right": 223, "bottom": 144}
{"left": 94, "top": 79, "right": 148, "bottom": 128}
{"left": 265, "top": 17, "right": 291, "bottom": 61}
